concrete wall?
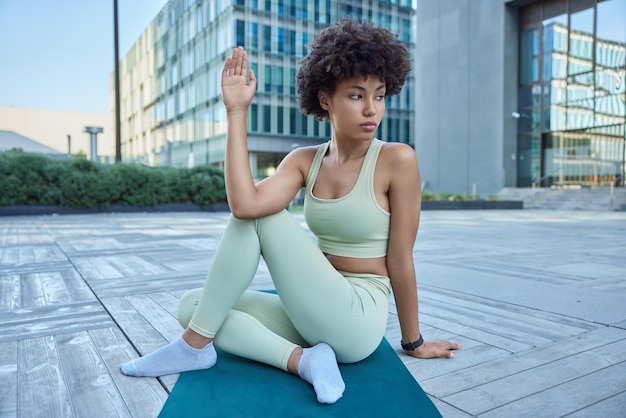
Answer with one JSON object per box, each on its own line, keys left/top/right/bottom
{"left": 414, "top": 0, "right": 519, "bottom": 196}
{"left": 0, "top": 106, "right": 114, "bottom": 158}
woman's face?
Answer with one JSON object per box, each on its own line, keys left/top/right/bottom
{"left": 319, "top": 75, "right": 386, "bottom": 142}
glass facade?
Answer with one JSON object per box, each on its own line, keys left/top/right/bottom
{"left": 518, "top": 0, "right": 626, "bottom": 187}
{"left": 118, "top": 0, "right": 417, "bottom": 177}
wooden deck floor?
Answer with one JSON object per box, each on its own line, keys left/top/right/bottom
{"left": 1, "top": 210, "right": 625, "bottom": 417}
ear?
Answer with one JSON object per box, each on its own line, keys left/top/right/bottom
{"left": 318, "top": 90, "right": 330, "bottom": 110}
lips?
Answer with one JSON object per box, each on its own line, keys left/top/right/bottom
{"left": 360, "top": 122, "right": 377, "bottom": 131}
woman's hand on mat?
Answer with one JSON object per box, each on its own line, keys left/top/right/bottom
{"left": 405, "top": 340, "right": 461, "bottom": 359}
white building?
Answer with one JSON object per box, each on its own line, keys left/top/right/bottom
{"left": 0, "top": 106, "right": 114, "bottom": 161}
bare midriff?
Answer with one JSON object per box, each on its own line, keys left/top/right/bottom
{"left": 325, "top": 253, "right": 389, "bottom": 277}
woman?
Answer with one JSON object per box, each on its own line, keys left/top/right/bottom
{"left": 120, "top": 18, "right": 460, "bottom": 404}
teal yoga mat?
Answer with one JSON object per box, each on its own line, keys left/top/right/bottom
{"left": 158, "top": 337, "right": 441, "bottom": 417}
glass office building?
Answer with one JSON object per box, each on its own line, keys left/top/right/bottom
{"left": 518, "top": 0, "right": 625, "bottom": 187}
{"left": 413, "top": 0, "right": 624, "bottom": 196}
{"left": 117, "top": 0, "right": 416, "bottom": 177}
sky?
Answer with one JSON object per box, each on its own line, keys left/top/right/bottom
{"left": 0, "top": 0, "right": 168, "bottom": 114}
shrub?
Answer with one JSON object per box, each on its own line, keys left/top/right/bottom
{"left": 0, "top": 150, "right": 226, "bottom": 209}
{"left": 422, "top": 191, "right": 474, "bottom": 201}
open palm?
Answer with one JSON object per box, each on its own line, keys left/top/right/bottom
{"left": 221, "top": 47, "right": 257, "bottom": 112}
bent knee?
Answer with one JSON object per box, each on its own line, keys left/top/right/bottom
{"left": 177, "top": 288, "right": 203, "bottom": 328}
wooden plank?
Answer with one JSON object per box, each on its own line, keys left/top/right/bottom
{"left": 18, "top": 336, "right": 73, "bottom": 418}
{"left": 418, "top": 312, "right": 534, "bottom": 354}
{"left": 421, "top": 297, "right": 573, "bottom": 346}
{"left": 430, "top": 397, "right": 473, "bottom": 418}
{"left": 125, "top": 294, "right": 183, "bottom": 342}
{"left": 15, "top": 245, "right": 67, "bottom": 265}
{"left": 421, "top": 326, "right": 626, "bottom": 398}
{"left": 0, "top": 274, "right": 20, "bottom": 310}
{"left": 407, "top": 343, "right": 512, "bottom": 381}
{"left": 55, "top": 331, "right": 131, "bottom": 417}
{"left": 101, "top": 295, "right": 191, "bottom": 392}
{"left": 423, "top": 285, "right": 599, "bottom": 335}
{"left": 100, "top": 255, "right": 169, "bottom": 277}
{"left": 442, "top": 333, "right": 626, "bottom": 415}
{"left": 481, "top": 361, "right": 626, "bottom": 417}
{"left": 59, "top": 269, "right": 98, "bottom": 303}
{"left": 149, "top": 291, "right": 185, "bottom": 318}
{"left": 89, "top": 327, "right": 168, "bottom": 417}
{"left": 0, "top": 247, "right": 18, "bottom": 266}
{"left": 0, "top": 301, "right": 113, "bottom": 343}
{"left": 0, "top": 341, "right": 18, "bottom": 416}
{"left": 100, "top": 297, "right": 169, "bottom": 355}
{"left": 73, "top": 257, "right": 124, "bottom": 280}
{"left": 566, "top": 390, "right": 626, "bottom": 418}
{"left": 20, "top": 272, "right": 47, "bottom": 307}
{"left": 86, "top": 274, "right": 206, "bottom": 299}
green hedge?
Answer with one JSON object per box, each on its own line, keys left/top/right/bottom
{"left": 0, "top": 150, "right": 226, "bottom": 209}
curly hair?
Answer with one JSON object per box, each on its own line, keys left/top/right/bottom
{"left": 296, "top": 17, "right": 412, "bottom": 121}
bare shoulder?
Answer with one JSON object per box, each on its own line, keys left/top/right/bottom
{"left": 278, "top": 144, "right": 322, "bottom": 178}
{"left": 288, "top": 144, "right": 320, "bottom": 159}
{"left": 379, "top": 142, "right": 418, "bottom": 169}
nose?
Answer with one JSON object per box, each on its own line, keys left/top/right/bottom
{"left": 363, "top": 97, "right": 376, "bottom": 117}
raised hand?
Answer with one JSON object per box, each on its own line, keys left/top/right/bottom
{"left": 221, "top": 46, "right": 257, "bottom": 113}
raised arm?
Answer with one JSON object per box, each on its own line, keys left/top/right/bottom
{"left": 385, "top": 144, "right": 460, "bottom": 359}
{"left": 221, "top": 47, "right": 306, "bottom": 219}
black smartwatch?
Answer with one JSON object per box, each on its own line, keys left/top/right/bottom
{"left": 401, "top": 334, "right": 424, "bottom": 351}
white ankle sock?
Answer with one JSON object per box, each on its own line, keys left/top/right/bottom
{"left": 298, "top": 343, "right": 345, "bottom": 404}
{"left": 120, "top": 337, "right": 216, "bottom": 377}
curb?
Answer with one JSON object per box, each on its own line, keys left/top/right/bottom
{"left": 0, "top": 203, "right": 231, "bottom": 217}
{"left": 421, "top": 200, "right": 523, "bottom": 210}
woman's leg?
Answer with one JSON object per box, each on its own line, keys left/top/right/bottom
{"left": 180, "top": 288, "right": 346, "bottom": 404}
{"left": 121, "top": 211, "right": 387, "bottom": 402}
{"left": 119, "top": 215, "right": 264, "bottom": 378}
{"left": 119, "top": 213, "right": 312, "bottom": 377}
{"left": 240, "top": 210, "right": 391, "bottom": 362}
{"left": 186, "top": 210, "right": 389, "bottom": 362}
{"left": 179, "top": 288, "right": 309, "bottom": 370}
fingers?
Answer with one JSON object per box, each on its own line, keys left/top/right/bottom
{"left": 222, "top": 47, "right": 247, "bottom": 78}
{"left": 409, "top": 340, "right": 461, "bottom": 359}
{"left": 240, "top": 47, "right": 247, "bottom": 76}
{"left": 222, "top": 57, "right": 232, "bottom": 77}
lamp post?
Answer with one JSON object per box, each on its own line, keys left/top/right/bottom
{"left": 84, "top": 126, "right": 103, "bottom": 162}
{"left": 113, "top": 0, "right": 121, "bottom": 162}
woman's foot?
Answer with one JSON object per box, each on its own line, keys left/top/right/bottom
{"left": 120, "top": 337, "right": 217, "bottom": 377}
{"left": 298, "top": 343, "right": 345, "bottom": 404}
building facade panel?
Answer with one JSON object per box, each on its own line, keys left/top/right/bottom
{"left": 415, "top": 0, "right": 624, "bottom": 196}
{"left": 416, "top": 0, "right": 510, "bottom": 196}
{"left": 117, "top": 0, "right": 417, "bottom": 179}
{"left": 517, "top": 0, "right": 625, "bottom": 188}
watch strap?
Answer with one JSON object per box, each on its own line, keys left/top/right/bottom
{"left": 401, "top": 334, "right": 424, "bottom": 351}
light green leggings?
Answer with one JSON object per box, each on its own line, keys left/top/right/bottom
{"left": 177, "top": 210, "right": 390, "bottom": 371}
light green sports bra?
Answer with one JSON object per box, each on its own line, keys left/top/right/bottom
{"left": 304, "top": 139, "right": 391, "bottom": 258}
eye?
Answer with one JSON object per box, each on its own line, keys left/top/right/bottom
{"left": 376, "top": 95, "right": 385, "bottom": 101}
{"left": 349, "top": 94, "right": 361, "bottom": 100}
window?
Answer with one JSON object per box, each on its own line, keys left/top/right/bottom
{"left": 277, "top": 106, "right": 284, "bottom": 134}
{"left": 249, "top": 23, "right": 259, "bottom": 50}
{"left": 285, "top": 29, "right": 296, "bottom": 55}
{"left": 250, "top": 104, "right": 258, "bottom": 132}
{"left": 596, "top": 0, "right": 626, "bottom": 70}
{"left": 520, "top": 28, "right": 540, "bottom": 84}
{"left": 278, "top": 28, "right": 285, "bottom": 53}
{"left": 264, "top": 65, "right": 272, "bottom": 92}
{"left": 236, "top": 20, "right": 245, "bottom": 47}
{"left": 263, "top": 25, "right": 271, "bottom": 52}
{"left": 290, "top": 108, "right": 297, "bottom": 135}
{"left": 263, "top": 105, "right": 272, "bottom": 132}
{"left": 568, "top": 7, "right": 594, "bottom": 75}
